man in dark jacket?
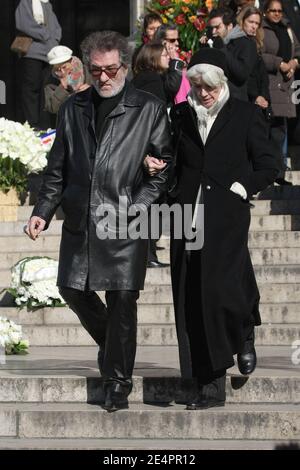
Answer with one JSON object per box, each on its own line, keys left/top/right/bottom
{"left": 25, "top": 31, "right": 173, "bottom": 412}
{"left": 282, "top": 0, "right": 300, "bottom": 42}
{"left": 204, "top": 7, "right": 257, "bottom": 100}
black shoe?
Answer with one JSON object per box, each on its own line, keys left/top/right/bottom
{"left": 275, "top": 178, "right": 292, "bottom": 186}
{"left": 102, "top": 382, "right": 130, "bottom": 413}
{"left": 147, "top": 260, "right": 170, "bottom": 268}
{"left": 186, "top": 396, "right": 225, "bottom": 410}
{"left": 237, "top": 330, "right": 257, "bottom": 375}
{"left": 237, "top": 348, "right": 257, "bottom": 375}
{"left": 186, "top": 375, "right": 226, "bottom": 410}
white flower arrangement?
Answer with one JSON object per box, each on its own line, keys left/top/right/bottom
{"left": 0, "top": 118, "right": 55, "bottom": 194}
{"left": 0, "top": 317, "right": 29, "bottom": 355}
{"left": 0, "top": 118, "right": 50, "bottom": 173}
{"left": 8, "top": 256, "right": 66, "bottom": 310}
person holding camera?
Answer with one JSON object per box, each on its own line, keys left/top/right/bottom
{"left": 200, "top": 7, "right": 257, "bottom": 101}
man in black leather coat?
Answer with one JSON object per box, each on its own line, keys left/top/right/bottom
{"left": 25, "top": 31, "right": 173, "bottom": 412}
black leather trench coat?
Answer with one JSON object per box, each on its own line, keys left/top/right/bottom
{"left": 170, "top": 98, "right": 279, "bottom": 377}
{"left": 32, "top": 83, "right": 173, "bottom": 291}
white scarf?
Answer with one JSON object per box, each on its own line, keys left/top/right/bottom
{"left": 32, "top": 0, "right": 49, "bottom": 25}
{"left": 187, "top": 82, "right": 230, "bottom": 144}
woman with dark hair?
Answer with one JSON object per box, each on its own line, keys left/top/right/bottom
{"left": 132, "top": 42, "right": 171, "bottom": 102}
{"left": 132, "top": 43, "right": 172, "bottom": 268}
{"left": 262, "top": 0, "right": 300, "bottom": 184}
{"left": 237, "top": 6, "right": 271, "bottom": 113}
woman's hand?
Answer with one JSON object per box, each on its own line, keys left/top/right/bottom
{"left": 279, "top": 61, "right": 290, "bottom": 73}
{"left": 143, "top": 155, "right": 167, "bottom": 176}
{"left": 255, "top": 96, "right": 269, "bottom": 109}
{"left": 163, "top": 41, "right": 178, "bottom": 59}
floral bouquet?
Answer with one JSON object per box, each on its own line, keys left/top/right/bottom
{"left": 0, "top": 118, "right": 55, "bottom": 195}
{"left": 0, "top": 317, "right": 29, "bottom": 355}
{"left": 146, "top": 1, "right": 217, "bottom": 58}
{"left": 8, "top": 256, "right": 66, "bottom": 310}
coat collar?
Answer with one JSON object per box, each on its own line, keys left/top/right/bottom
{"left": 174, "top": 98, "right": 235, "bottom": 147}
{"left": 74, "top": 80, "right": 143, "bottom": 121}
{"left": 73, "top": 81, "right": 143, "bottom": 144}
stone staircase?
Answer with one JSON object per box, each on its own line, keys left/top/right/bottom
{"left": 0, "top": 159, "right": 300, "bottom": 449}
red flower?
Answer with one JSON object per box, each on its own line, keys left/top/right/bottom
{"left": 174, "top": 14, "right": 186, "bottom": 25}
{"left": 194, "top": 18, "right": 206, "bottom": 32}
{"left": 159, "top": 0, "right": 171, "bottom": 6}
{"left": 197, "top": 7, "right": 208, "bottom": 17}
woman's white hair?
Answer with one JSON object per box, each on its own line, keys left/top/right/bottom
{"left": 187, "top": 63, "right": 227, "bottom": 88}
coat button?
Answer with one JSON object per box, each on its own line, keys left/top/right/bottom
{"left": 206, "top": 185, "right": 211, "bottom": 190}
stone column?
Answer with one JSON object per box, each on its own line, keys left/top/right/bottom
{"left": 130, "top": 0, "right": 147, "bottom": 35}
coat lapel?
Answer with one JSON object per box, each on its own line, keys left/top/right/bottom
{"left": 205, "top": 99, "right": 234, "bottom": 146}
{"left": 74, "top": 87, "right": 97, "bottom": 146}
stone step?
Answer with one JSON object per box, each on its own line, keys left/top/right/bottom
{"left": 15, "top": 324, "right": 300, "bottom": 346}
{"left": 0, "top": 437, "right": 294, "bottom": 450}
{"left": 258, "top": 185, "right": 300, "bottom": 200}
{"left": 249, "top": 248, "right": 300, "bottom": 265}
{"left": 2, "top": 230, "right": 300, "bottom": 257}
{"left": 2, "top": 247, "right": 300, "bottom": 272}
{"left": 1, "top": 302, "right": 299, "bottom": 325}
{"left": 0, "top": 374, "right": 298, "bottom": 405}
{"left": 12, "top": 197, "right": 300, "bottom": 227}
{"left": 0, "top": 305, "right": 176, "bottom": 326}
{"left": 0, "top": 252, "right": 59, "bottom": 270}
{"left": 250, "top": 200, "right": 300, "bottom": 215}
{"left": 2, "top": 283, "right": 300, "bottom": 306}
{"left": 2, "top": 215, "right": 300, "bottom": 239}
{"left": 284, "top": 170, "right": 300, "bottom": 185}
{"left": 16, "top": 206, "right": 63, "bottom": 221}
{"left": 1, "top": 402, "right": 299, "bottom": 440}
{"left": 13, "top": 200, "right": 300, "bottom": 222}
{"left": 137, "top": 283, "right": 300, "bottom": 304}
{"left": 1, "top": 264, "right": 300, "bottom": 289}
{"left": 248, "top": 231, "right": 300, "bottom": 248}
{"left": 0, "top": 247, "right": 295, "bottom": 270}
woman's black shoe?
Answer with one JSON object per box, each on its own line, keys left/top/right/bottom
{"left": 237, "top": 329, "right": 257, "bottom": 375}
{"left": 186, "top": 374, "right": 226, "bottom": 410}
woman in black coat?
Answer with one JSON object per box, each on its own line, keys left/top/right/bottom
{"left": 167, "top": 48, "right": 279, "bottom": 409}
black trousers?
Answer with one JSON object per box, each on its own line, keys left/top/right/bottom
{"left": 21, "top": 57, "right": 52, "bottom": 129}
{"left": 59, "top": 287, "right": 139, "bottom": 389}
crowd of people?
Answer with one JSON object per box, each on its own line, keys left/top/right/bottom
{"left": 19, "top": 0, "right": 299, "bottom": 411}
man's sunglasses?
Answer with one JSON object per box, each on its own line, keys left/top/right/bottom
{"left": 89, "top": 64, "right": 122, "bottom": 78}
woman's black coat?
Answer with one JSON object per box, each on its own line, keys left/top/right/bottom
{"left": 170, "top": 98, "right": 279, "bottom": 377}
{"left": 32, "top": 83, "right": 173, "bottom": 291}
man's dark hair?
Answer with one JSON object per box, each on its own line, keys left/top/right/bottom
{"left": 80, "top": 30, "right": 130, "bottom": 66}
{"left": 153, "top": 24, "right": 178, "bottom": 42}
{"left": 143, "top": 13, "right": 162, "bottom": 32}
{"left": 209, "top": 7, "right": 236, "bottom": 26}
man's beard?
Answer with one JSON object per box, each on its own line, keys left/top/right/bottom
{"left": 93, "top": 78, "right": 126, "bottom": 98}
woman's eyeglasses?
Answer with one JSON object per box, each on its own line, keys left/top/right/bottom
{"left": 267, "top": 9, "right": 283, "bottom": 13}
{"left": 89, "top": 64, "right": 122, "bottom": 78}
{"left": 165, "top": 38, "right": 179, "bottom": 43}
